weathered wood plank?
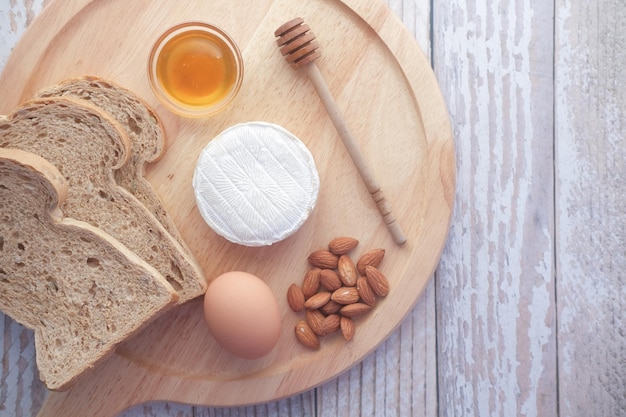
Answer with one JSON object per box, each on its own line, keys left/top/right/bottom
{"left": 0, "top": 317, "right": 45, "bottom": 417}
{"left": 386, "top": 0, "right": 431, "bottom": 58}
{"left": 0, "top": 0, "right": 47, "bottom": 69}
{"left": 554, "top": 1, "right": 626, "bottom": 416}
{"left": 0, "top": 1, "right": 434, "bottom": 416}
{"left": 0, "top": 1, "right": 305, "bottom": 415}
{"left": 0, "top": 5, "right": 50, "bottom": 417}
{"left": 194, "top": 396, "right": 316, "bottom": 417}
{"left": 120, "top": 394, "right": 316, "bottom": 417}
{"left": 10, "top": 0, "right": 623, "bottom": 416}
{"left": 117, "top": 403, "right": 194, "bottom": 417}
{"left": 314, "top": 1, "right": 438, "bottom": 416}
{"left": 432, "top": 0, "right": 557, "bottom": 416}
{"left": 317, "top": 281, "right": 437, "bottom": 417}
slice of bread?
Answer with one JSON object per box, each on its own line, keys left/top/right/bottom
{"left": 0, "top": 148, "right": 178, "bottom": 391}
{"left": 35, "top": 76, "right": 189, "bottom": 251}
{"left": 0, "top": 96, "right": 207, "bottom": 302}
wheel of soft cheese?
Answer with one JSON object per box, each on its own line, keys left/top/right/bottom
{"left": 192, "top": 122, "right": 320, "bottom": 246}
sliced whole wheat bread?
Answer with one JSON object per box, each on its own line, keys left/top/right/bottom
{"left": 35, "top": 76, "right": 189, "bottom": 251}
{"left": 0, "top": 97, "right": 207, "bottom": 302}
{"left": 0, "top": 148, "right": 178, "bottom": 391}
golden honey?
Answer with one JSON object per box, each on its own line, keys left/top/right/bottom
{"left": 149, "top": 23, "right": 243, "bottom": 117}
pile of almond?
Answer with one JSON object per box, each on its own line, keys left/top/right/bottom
{"left": 288, "top": 237, "right": 390, "bottom": 349}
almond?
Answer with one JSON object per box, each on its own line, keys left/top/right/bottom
{"left": 364, "top": 266, "right": 390, "bottom": 297}
{"left": 356, "top": 248, "right": 385, "bottom": 275}
{"left": 321, "top": 314, "right": 341, "bottom": 334}
{"left": 331, "top": 286, "right": 360, "bottom": 305}
{"left": 306, "top": 309, "right": 327, "bottom": 336}
{"left": 319, "top": 300, "right": 342, "bottom": 315}
{"left": 328, "top": 237, "right": 359, "bottom": 255}
{"left": 302, "top": 268, "right": 321, "bottom": 298}
{"left": 304, "top": 291, "right": 331, "bottom": 309}
{"left": 295, "top": 320, "right": 320, "bottom": 349}
{"left": 292, "top": 242, "right": 389, "bottom": 349}
{"left": 319, "top": 269, "right": 342, "bottom": 291}
{"left": 356, "top": 277, "right": 376, "bottom": 306}
{"left": 307, "top": 250, "right": 339, "bottom": 269}
{"left": 340, "top": 302, "right": 372, "bottom": 318}
{"left": 287, "top": 284, "right": 305, "bottom": 312}
{"left": 337, "top": 255, "right": 357, "bottom": 286}
{"left": 340, "top": 316, "right": 355, "bottom": 341}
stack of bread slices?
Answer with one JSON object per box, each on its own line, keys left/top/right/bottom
{"left": 0, "top": 76, "right": 207, "bottom": 391}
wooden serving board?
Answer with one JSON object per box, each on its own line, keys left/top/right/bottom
{"left": 0, "top": 0, "right": 455, "bottom": 415}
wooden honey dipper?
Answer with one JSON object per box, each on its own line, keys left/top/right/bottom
{"left": 275, "top": 18, "right": 407, "bottom": 245}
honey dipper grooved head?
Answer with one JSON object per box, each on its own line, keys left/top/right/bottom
{"left": 275, "top": 18, "right": 321, "bottom": 69}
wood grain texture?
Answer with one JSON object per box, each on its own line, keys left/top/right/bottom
{"left": 433, "top": 0, "right": 558, "bottom": 416}
{"left": 0, "top": 0, "right": 48, "bottom": 69}
{"left": 555, "top": 0, "right": 626, "bottom": 416}
{"left": 317, "top": 282, "right": 437, "bottom": 417}
{"left": 3, "top": 0, "right": 625, "bottom": 416}
{"left": 0, "top": 0, "right": 316, "bottom": 415}
{"left": 315, "top": 2, "right": 437, "bottom": 416}
{"left": 0, "top": 0, "right": 445, "bottom": 416}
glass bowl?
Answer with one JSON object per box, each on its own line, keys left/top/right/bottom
{"left": 148, "top": 22, "right": 244, "bottom": 118}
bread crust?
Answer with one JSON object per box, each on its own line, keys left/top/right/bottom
{"left": 0, "top": 97, "right": 207, "bottom": 302}
{"left": 0, "top": 148, "right": 178, "bottom": 391}
{"left": 37, "top": 75, "right": 166, "bottom": 163}
{"left": 35, "top": 76, "right": 191, "bottom": 251}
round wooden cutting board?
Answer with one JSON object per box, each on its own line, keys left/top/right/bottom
{"left": 0, "top": 0, "right": 455, "bottom": 415}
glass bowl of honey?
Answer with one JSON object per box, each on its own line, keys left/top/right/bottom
{"left": 148, "top": 22, "right": 244, "bottom": 118}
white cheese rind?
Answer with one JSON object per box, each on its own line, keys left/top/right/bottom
{"left": 192, "top": 122, "right": 320, "bottom": 246}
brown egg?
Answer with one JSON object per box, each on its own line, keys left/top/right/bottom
{"left": 203, "top": 271, "right": 281, "bottom": 359}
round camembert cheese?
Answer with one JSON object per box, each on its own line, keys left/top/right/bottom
{"left": 192, "top": 122, "right": 320, "bottom": 246}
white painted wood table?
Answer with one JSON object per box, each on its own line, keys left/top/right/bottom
{"left": 1, "top": 0, "right": 624, "bottom": 416}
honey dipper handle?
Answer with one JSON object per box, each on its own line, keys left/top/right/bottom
{"left": 304, "top": 64, "right": 407, "bottom": 245}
